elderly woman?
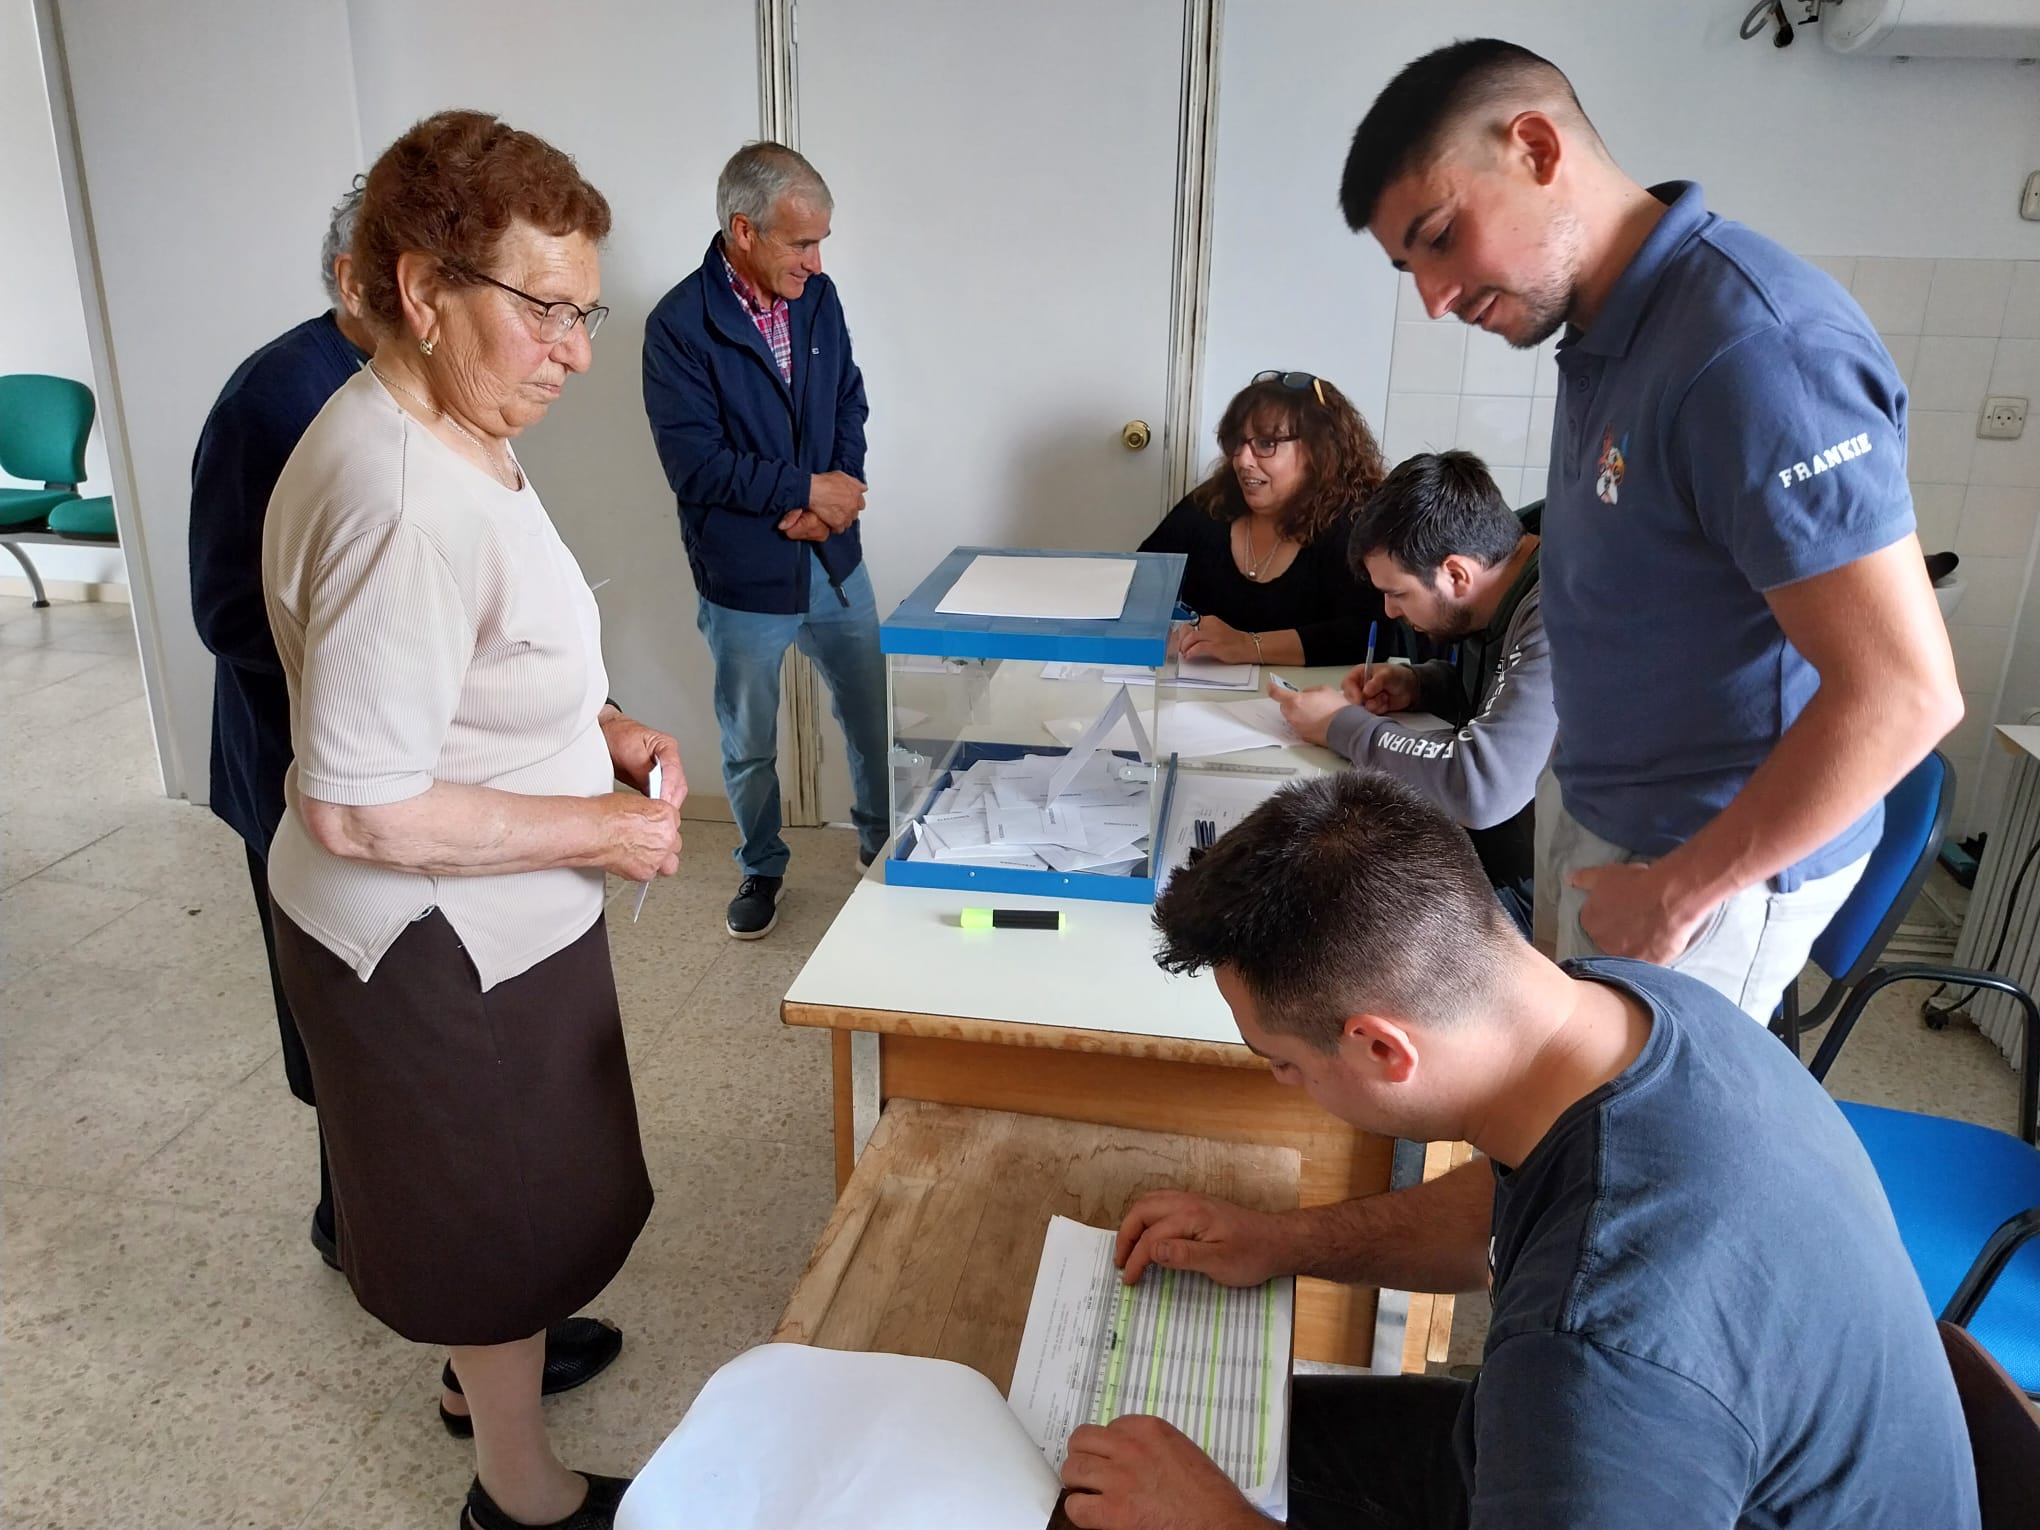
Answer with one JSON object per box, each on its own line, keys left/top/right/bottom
{"left": 1140, "top": 370, "right": 1395, "bottom": 666}
{"left": 262, "top": 111, "right": 680, "bottom": 1530}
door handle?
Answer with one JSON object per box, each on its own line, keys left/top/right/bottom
{"left": 1121, "top": 420, "right": 1151, "bottom": 451}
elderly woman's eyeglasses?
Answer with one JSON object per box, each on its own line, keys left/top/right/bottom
{"left": 470, "top": 271, "right": 610, "bottom": 343}
{"left": 1253, "top": 369, "right": 1328, "bottom": 407}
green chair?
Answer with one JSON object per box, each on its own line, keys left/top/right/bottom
{"left": 0, "top": 373, "right": 114, "bottom": 608}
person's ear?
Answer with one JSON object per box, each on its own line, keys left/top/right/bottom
{"left": 1438, "top": 554, "right": 1477, "bottom": 601}
{"left": 332, "top": 253, "right": 365, "bottom": 320}
{"left": 1342, "top": 1012, "right": 1419, "bottom": 1085}
{"left": 1507, "top": 110, "right": 1565, "bottom": 188}
{"left": 393, "top": 249, "right": 447, "bottom": 350}
{"left": 728, "top": 213, "right": 757, "bottom": 257}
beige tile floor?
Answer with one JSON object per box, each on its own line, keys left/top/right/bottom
{"left": 0, "top": 594, "right": 2025, "bottom": 1526}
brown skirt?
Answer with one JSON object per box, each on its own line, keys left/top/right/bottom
{"left": 270, "top": 905, "right": 653, "bottom": 1345}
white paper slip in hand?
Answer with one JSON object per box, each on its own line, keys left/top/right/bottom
{"left": 632, "top": 760, "right": 663, "bottom": 924}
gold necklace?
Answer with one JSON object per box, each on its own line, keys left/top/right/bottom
{"left": 1242, "top": 517, "right": 1284, "bottom": 581}
{"left": 370, "top": 365, "right": 522, "bottom": 491}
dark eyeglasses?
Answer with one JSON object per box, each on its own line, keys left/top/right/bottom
{"left": 468, "top": 271, "right": 610, "bottom": 343}
{"left": 1254, "top": 369, "right": 1328, "bottom": 406}
{"left": 1235, "top": 433, "right": 1300, "bottom": 459}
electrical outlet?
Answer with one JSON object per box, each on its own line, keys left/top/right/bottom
{"left": 1979, "top": 396, "right": 2028, "bottom": 441}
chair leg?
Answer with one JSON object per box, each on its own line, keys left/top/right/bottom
{"left": 1777, "top": 979, "right": 1801, "bottom": 1058}
{"left": 2, "top": 540, "right": 49, "bottom": 608}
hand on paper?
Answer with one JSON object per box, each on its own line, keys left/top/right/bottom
{"left": 597, "top": 793, "right": 681, "bottom": 882}
{"left": 1115, "top": 1190, "right": 1292, "bottom": 1288}
{"left": 1344, "top": 660, "right": 1420, "bottom": 714}
{"left": 776, "top": 509, "right": 832, "bottom": 542}
{"left": 1061, "top": 1416, "right": 1272, "bottom": 1530}
{"left": 601, "top": 710, "right": 687, "bottom": 808}
{"left": 1178, "top": 615, "right": 1256, "bottom": 665}
{"left": 1270, "top": 682, "right": 1346, "bottom": 747}
{"left": 1568, "top": 859, "right": 1712, "bottom": 965}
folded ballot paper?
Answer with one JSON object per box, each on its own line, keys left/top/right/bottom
{"left": 903, "top": 687, "right": 1156, "bottom": 876}
{"left": 614, "top": 1218, "right": 1292, "bottom": 1529}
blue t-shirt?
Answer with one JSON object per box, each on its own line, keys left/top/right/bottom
{"left": 1542, "top": 182, "right": 1914, "bottom": 889}
{"left": 1453, "top": 957, "right": 1976, "bottom": 1530}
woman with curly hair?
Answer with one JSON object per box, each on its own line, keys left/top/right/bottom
{"left": 1140, "top": 371, "right": 1395, "bottom": 666}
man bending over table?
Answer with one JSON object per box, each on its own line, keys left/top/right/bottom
{"left": 1058, "top": 771, "right": 1975, "bottom": 1530}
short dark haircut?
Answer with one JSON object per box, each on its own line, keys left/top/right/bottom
{"left": 1339, "top": 38, "right": 1591, "bottom": 232}
{"left": 1349, "top": 451, "right": 1523, "bottom": 579}
{"left": 1153, "top": 772, "right": 1515, "bottom": 1050}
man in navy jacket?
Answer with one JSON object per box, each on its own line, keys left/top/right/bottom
{"left": 190, "top": 184, "right": 371, "bottom": 1262}
{"left": 643, "top": 143, "right": 888, "bottom": 939}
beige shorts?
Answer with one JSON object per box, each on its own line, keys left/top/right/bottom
{"left": 1532, "top": 769, "right": 1867, "bottom": 1023}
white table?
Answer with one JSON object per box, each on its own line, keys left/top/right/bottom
{"left": 781, "top": 666, "right": 1471, "bottom": 1373}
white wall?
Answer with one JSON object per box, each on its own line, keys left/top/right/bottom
{"left": 344, "top": 0, "right": 757, "bottom": 808}
{"left": 51, "top": 0, "right": 363, "bottom": 794}
{"left": 1204, "top": 1, "right": 2040, "bottom": 834}
{"left": 0, "top": 0, "right": 120, "bottom": 587}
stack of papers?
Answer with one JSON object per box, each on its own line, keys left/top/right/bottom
{"left": 1038, "top": 658, "right": 1259, "bottom": 692}
{"left": 906, "top": 754, "right": 1150, "bottom": 875}
{"left": 1046, "top": 697, "right": 1300, "bottom": 759}
{"left": 1010, "top": 1217, "right": 1292, "bottom": 1520}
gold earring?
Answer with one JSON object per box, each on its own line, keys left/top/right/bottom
{"left": 419, "top": 337, "right": 435, "bottom": 357}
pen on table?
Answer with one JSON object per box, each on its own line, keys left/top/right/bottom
{"left": 632, "top": 759, "right": 664, "bottom": 923}
{"left": 961, "top": 908, "right": 1065, "bottom": 931}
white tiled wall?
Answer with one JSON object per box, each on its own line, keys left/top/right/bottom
{"left": 1382, "top": 259, "right": 2040, "bottom": 836}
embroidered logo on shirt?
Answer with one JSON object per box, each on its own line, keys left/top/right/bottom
{"left": 1774, "top": 432, "right": 1873, "bottom": 488}
{"left": 1595, "top": 427, "right": 1627, "bottom": 505}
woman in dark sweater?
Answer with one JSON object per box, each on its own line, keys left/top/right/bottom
{"left": 1140, "top": 370, "right": 1392, "bottom": 666}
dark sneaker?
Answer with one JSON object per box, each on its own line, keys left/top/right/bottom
{"left": 857, "top": 844, "right": 880, "bottom": 869}
{"left": 726, "top": 874, "right": 784, "bottom": 939}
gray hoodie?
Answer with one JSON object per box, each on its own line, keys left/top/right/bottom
{"left": 1325, "top": 555, "right": 1552, "bottom": 886}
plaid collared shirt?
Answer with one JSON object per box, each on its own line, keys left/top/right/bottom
{"left": 719, "top": 247, "right": 792, "bottom": 383}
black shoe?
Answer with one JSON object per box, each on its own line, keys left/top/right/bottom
{"left": 857, "top": 844, "right": 879, "bottom": 868}
{"left": 460, "top": 1471, "right": 631, "bottom": 1530}
{"left": 726, "top": 874, "right": 784, "bottom": 939}
{"left": 309, "top": 1211, "right": 340, "bottom": 1271}
{"left": 439, "top": 1318, "right": 624, "bottom": 1438}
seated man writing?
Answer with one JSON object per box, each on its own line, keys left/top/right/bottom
{"left": 1059, "top": 772, "right": 1976, "bottom": 1530}
{"left": 1274, "top": 452, "right": 1550, "bottom": 935}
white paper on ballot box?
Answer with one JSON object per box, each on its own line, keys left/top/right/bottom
{"left": 934, "top": 554, "right": 1138, "bottom": 620}
{"left": 615, "top": 1344, "right": 1061, "bottom": 1530}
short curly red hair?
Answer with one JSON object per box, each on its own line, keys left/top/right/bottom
{"left": 353, "top": 110, "right": 612, "bottom": 332}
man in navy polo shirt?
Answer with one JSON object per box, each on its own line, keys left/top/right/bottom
{"left": 644, "top": 142, "right": 887, "bottom": 940}
{"left": 1338, "top": 40, "right": 1961, "bottom": 1020}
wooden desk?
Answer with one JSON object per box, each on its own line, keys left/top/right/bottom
{"left": 782, "top": 673, "right": 1467, "bottom": 1373}
{"left": 774, "top": 1099, "right": 1300, "bottom": 1388}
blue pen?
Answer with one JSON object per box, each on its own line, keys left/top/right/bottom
{"left": 1364, "top": 620, "right": 1379, "bottom": 692}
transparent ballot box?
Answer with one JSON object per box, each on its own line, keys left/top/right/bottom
{"left": 879, "top": 547, "right": 1188, "bottom": 904}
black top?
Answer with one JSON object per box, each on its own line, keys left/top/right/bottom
{"left": 189, "top": 311, "right": 368, "bottom": 855}
{"left": 1138, "top": 494, "right": 1392, "bottom": 666}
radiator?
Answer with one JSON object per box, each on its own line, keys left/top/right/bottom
{"left": 1952, "top": 729, "right": 2040, "bottom": 1073}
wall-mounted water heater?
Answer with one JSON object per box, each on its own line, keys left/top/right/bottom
{"left": 1822, "top": 0, "right": 2040, "bottom": 57}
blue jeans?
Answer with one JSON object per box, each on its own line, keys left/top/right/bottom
{"left": 695, "top": 553, "right": 889, "bottom": 878}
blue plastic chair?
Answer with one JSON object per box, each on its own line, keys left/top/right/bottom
{"left": 1783, "top": 749, "right": 2040, "bottom": 1395}
{"left": 1772, "top": 750, "right": 1953, "bottom": 1057}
